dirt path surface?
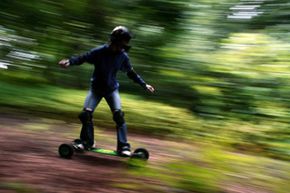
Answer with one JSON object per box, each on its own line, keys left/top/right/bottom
{"left": 0, "top": 115, "right": 193, "bottom": 193}
{"left": 0, "top": 115, "right": 277, "bottom": 193}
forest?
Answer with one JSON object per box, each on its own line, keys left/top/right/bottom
{"left": 0, "top": 0, "right": 289, "bottom": 193}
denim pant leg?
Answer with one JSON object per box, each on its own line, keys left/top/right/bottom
{"left": 105, "top": 89, "right": 130, "bottom": 149}
{"left": 81, "top": 89, "right": 102, "bottom": 146}
{"left": 83, "top": 89, "right": 103, "bottom": 111}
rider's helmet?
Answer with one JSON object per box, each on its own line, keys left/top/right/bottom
{"left": 110, "top": 26, "right": 132, "bottom": 44}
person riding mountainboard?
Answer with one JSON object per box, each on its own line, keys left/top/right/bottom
{"left": 59, "top": 26, "right": 155, "bottom": 156}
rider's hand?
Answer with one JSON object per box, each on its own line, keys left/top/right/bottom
{"left": 145, "top": 84, "right": 155, "bottom": 93}
{"left": 59, "top": 59, "right": 70, "bottom": 68}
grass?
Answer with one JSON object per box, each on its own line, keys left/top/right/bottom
{"left": 1, "top": 81, "right": 290, "bottom": 161}
{"left": 0, "top": 182, "right": 38, "bottom": 193}
{"left": 0, "top": 81, "right": 196, "bottom": 138}
{"left": 125, "top": 145, "right": 290, "bottom": 193}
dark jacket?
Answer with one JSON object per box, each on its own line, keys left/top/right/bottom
{"left": 69, "top": 44, "right": 146, "bottom": 94}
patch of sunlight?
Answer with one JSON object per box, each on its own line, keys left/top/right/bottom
{"left": 138, "top": 25, "right": 164, "bottom": 34}
{"left": 0, "top": 82, "right": 197, "bottom": 139}
{"left": 194, "top": 85, "right": 221, "bottom": 95}
{"left": 159, "top": 69, "right": 187, "bottom": 78}
{"left": 223, "top": 33, "right": 270, "bottom": 45}
{"left": 22, "top": 122, "right": 52, "bottom": 131}
{"left": 196, "top": 145, "right": 290, "bottom": 192}
{"left": 255, "top": 102, "right": 288, "bottom": 118}
{"left": 112, "top": 183, "right": 140, "bottom": 190}
{"left": 121, "top": 93, "right": 197, "bottom": 137}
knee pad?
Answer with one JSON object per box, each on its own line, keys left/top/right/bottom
{"left": 113, "top": 110, "right": 125, "bottom": 125}
{"left": 78, "top": 110, "right": 93, "bottom": 124}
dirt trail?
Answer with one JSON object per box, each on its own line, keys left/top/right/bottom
{"left": 0, "top": 115, "right": 191, "bottom": 193}
{"left": 0, "top": 115, "right": 277, "bottom": 193}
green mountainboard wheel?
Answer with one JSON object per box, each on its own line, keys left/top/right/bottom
{"left": 58, "top": 143, "right": 74, "bottom": 159}
{"left": 132, "top": 148, "right": 149, "bottom": 160}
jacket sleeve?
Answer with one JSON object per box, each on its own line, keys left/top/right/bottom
{"left": 127, "top": 69, "right": 147, "bottom": 89}
{"left": 120, "top": 54, "right": 147, "bottom": 88}
{"left": 69, "top": 48, "right": 98, "bottom": 65}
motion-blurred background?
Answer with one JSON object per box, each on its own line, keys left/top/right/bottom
{"left": 0, "top": 0, "right": 289, "bottom": 193}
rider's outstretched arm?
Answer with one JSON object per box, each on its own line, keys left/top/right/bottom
{"left": 127, "top": 68, "right": 146, "bottom": 88}
{"left": 69, "top": 48, "right": 98, "bottom": 66}
{"left": 59, "top": 48, "right": 98, "bottom": 68}
{"left": 127, "top": 68, "right": 155, "bottom": 93}
{"left": 120, "top": 53, "right": 155, "bottom": 93}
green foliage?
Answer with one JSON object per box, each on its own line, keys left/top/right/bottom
{"left": 1, "top": 0, "right": 289, "bottom": 120}
{"left": 127, "top": 160, "right": 222, "bottom": 193}
{"left": 0, "top": 0, "right": 290, "bottom": 169}
{"left": 0, "top": 81, "right": 196, "bottom": 138}
{"left": 126, "top": 146, "right": 290, "bottom": 193}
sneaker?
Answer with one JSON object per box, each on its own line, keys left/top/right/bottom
{"left": 120, "top": 150, "right": 131, "bottom": 157}
{"left": 117, "top": 146, "right": 132, "bottom": 157}
{"left": 73, "top": 139, "right": 96, "bottom": 151}
{"left": 73, "top": 142, "right": 85, "bottom": 151}
{"left": 88, "top": 143, "right": 96, "bottom": 150}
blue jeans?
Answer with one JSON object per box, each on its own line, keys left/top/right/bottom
{"left": 81, "top": 89, "right": 130, "bottom": 150}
